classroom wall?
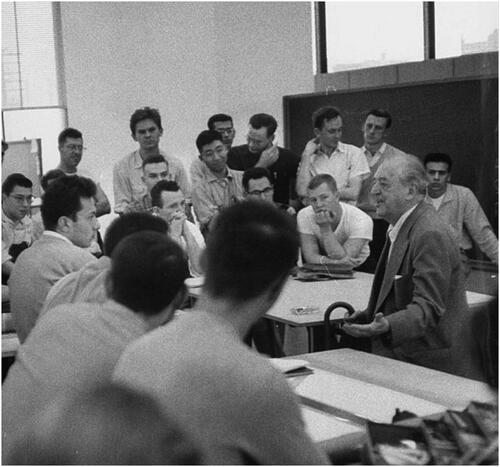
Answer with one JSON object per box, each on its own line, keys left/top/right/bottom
{"left": 59, "top": 1, "right": 314, "bottom": 223}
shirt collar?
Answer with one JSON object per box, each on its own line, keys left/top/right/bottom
{"left": 387, "top": 204, "right": 418, "bottom": 244}
{"left": 206, "top": 167, "right": 233, "bottom": 183}
{"left": 2, "top": 209, "right": 29, "bottom": 228}
{"left": 314, "top": 141, "right": 346, "bottom": 160}
{"left": 361, "top": 142, "right": 387, "bottom": 156}
{"left": 42, "top": 230, "right": 73, "bottom": 245}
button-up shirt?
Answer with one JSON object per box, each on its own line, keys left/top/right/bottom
{"left": 308, "top": 142, "right": 369, "bottom": 204}
{"left": 113, "top": 149, "right": 190, "bottom": 214}
{"left": 424, "top": 183, "right": 498, "bottom": 263}
{"left": 191, "top": 167, "right": 243, "bottom": 228}
{"left": 2, "top": 210, "right": 33, "bottom": 264}
{"left": 387, "top": 204, "right": 418, "bottom": 259}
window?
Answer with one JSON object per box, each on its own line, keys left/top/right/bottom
{"left": 324, "top": 2, "right": 424, "bottom": 73}
{"left": 2, "top": 2, "right": 66, "bottom": 171}
{"left": 320, "top": 2, "right": 499, "bottom": 74}
{"left": 435, "top": 2, "right": 498, "bottom": 59}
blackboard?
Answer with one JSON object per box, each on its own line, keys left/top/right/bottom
{"left": 283, "top": 77, "right": 498, "bottom": 236}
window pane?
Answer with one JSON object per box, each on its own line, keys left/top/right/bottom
{"left": 3, "top": 107, "right": 67, "bottom": 172}
{"left": 1, "top": 1, "right": 60, "bottom": 108}
{"left": 325, "top": 2, "right": 424, "bottom": 73}
{"left": 435, "top": 2, "right": 498, "bottom": 59}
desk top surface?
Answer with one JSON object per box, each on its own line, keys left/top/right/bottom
{"left": 252, "top": 272, "right": 493, "bottom": 327}
{"left": 291, "top": 348, "right": 496, "bottom": 410}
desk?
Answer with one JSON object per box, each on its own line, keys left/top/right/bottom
{"left": 286, "top": 349, "right": 496, "bottom": 457}
{"left": 187, "top": 274, "right": 495, "bottom": 353}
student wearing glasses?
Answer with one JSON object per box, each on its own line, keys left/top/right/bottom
{"left": 56, "top": 128, "right": 111, "bottom": 217}
{"left": 2, "top": 173, "right": 34, "bottom": 281}
{"left": 242, "top": 167, "right": 296, "bottom": 216}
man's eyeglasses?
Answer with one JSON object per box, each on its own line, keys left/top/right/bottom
{"left": 10, "top": 194, "right": 33, "bottom": 204}
{"left": 248, "top": 187, "right": 273, "bottom": 196}
{"left": 216, "top": 128, "right": 234, "bottom": 135}
{"left": 65, "top": 144, "right": 85, "bottom": 151}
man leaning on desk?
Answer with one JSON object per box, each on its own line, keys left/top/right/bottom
{"left": 343, "top": 153, "right": 477, "bottom": 379}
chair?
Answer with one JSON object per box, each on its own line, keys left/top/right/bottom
{"left": 323, "top": 301, "right": 355, "bottom": 350}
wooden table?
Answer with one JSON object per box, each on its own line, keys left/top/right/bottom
{"left": 286, "top": 349, "right": 497, "bottom": 460}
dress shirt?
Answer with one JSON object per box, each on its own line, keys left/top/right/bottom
{"left": 387, "top": 204, "right": 418, "bottom": 259}
{"left": 113, "top": 149, "right": 190, "bottom": 214}
{"left": 191, "top": 167, "right": 243, "bottom": 227}
{"left": 424, "top": 183, "right": 498, "bottom": 263}
{"left": 2, "top": 211, "right": 33, "bottom": 264}
{"left": 308, "top": 142, "right": 369, "bottom": 203}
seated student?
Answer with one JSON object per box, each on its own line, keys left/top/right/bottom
{"left": 151, "top": 180, "right": 204, "bottom": 277}
{"left": 2, "top": 231, "right": 189, "bottom": 459}
{"left": 228, "top": 114, "right": 300, "bottom": 208}
{"left": 2, "top": 174, "right": 34, "bottom": 282}
{"left": 118, "top": 154, "right": 170, "bottom": 213}
{"left": 113, "top": 106, "right": 190, "bottom": 215}
{"left": 41, "top": 212, "right": 168, "bottom": 314}
{"left": 6, "top": 382, "right": 201, "bottom": 465}
{"left": 9, "top": 176, "right": 98, "bottom": 343}
{"left": 298, "top": 173, "right": 373, "bottom": 268}
{"left": 423, "top": 152, "right": 498, "bottom": 267}
{"left": 113, "top": 201, "right": 329, "bottom": 465}
{"left": 191, "top": 129, "right": 244, "bottom": 234}
{"left": 242, "top": 166, "right": 296, "bottom": 215}
{"left": 190, "top": 113, "right": 236, "bottom": 186}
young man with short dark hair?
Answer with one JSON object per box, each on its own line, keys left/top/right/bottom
{"left": 3, "top": 231, "right": 189, "bottom": 460}
{"left": 2, "top": 173, "right": 34, "bottom": 280}
{"left": 113, "top": 107, "right": 190, "bottom": 214}
{"left": 151, "top": 180, "right": 204, "bottom": 276}
{"left": 191, "top": 129, "right": 243, "bottom": 233}
{"left": 9, "top": 176, "right": 99, "bottom": 342}
{"left": 228, "top": 113, "right": 300, "bottom": 207}
{"left": 114, "top": 201, "right": 329, "bottom": 465}
{"left": 423, "top": 152, "right": 497, "bottom": 265}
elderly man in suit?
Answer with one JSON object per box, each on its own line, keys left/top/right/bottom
{"left": 343, "top": 153, "right": 477, "bottom": 378}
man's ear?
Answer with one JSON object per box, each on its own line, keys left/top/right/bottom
{"left": 270, "top": 134, "right": 275, "bottom": 144}
{"left": 131, "top": 131, "right": 137, "bottom": 142}
{"left": 313, "top": 128, "right": 321, "bottom": 138}
{"left": 57, "top": 216, "right": 71, "bottom": 234}
{"left": 141, "top": 175, "right": 146, "bottom": 184}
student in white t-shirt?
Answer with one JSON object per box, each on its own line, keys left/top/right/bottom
{"left": 297, "top": 173, "right": 373, "bottom": 268}
{"left": 151, "top": 180, "right": 205, "bottom": 277}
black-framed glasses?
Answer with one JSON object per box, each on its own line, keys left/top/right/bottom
{"left": 248, "top": 186, "right": 274, "bottom": 196}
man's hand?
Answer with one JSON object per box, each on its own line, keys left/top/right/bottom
{"left": 315, "top": 210, "right": 336, "bottom": 228}
{"left": 343, "top": 308, "right": 366, "bottom": 323}
{"left": 256, "top": 144, "right": 279, "bottom": 168}
{"left": 169, "top": 212, "right": 186, "bottom": 239}
{"left": 343, "top": 312, "right": 390, "bottom": 337}
{"left": 303, "top": 138, "right": 319, "bottom": 158}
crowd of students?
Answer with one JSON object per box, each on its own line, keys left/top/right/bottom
{"left": 1, "top": 105, "right": 498, "bottom": 463}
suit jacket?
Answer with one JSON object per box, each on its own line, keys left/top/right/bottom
{"left": 366, "top": 201, "right": 477, "bottom": 378}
